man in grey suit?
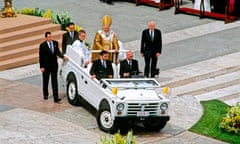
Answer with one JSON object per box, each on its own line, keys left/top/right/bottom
{"left": 140, "top": 21, "right": 162, "bottom": 78}
{"left": 119, "top": 51, "right": 140, "bottom": 78}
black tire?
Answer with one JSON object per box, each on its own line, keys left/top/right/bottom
{"left": 118, "top": 120, "right": 131, "bottom": 134}
{"left": 96, "top": 103, "right": 118, "bottom": 133}
{"left": 143, "top": 118, "right": 167, "bottom": 131}
{"left": 66, "top": 75, "right": 82, "bottom": 106}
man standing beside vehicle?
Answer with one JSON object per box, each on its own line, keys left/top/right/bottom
{"left": 140, "top": 21, "right": 162, "bottom": 78}
{"left": 72, "top": 29, "right": 91, "bottom": 68}
{"left": 39, "top": 31, "right": 67, "bottom": 104}
{"left": 62, "top": 22, "right": 79, "bottom": 54}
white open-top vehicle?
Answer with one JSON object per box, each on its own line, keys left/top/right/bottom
{"left": 61, "top": 46, "right": 170, "bottom": 133}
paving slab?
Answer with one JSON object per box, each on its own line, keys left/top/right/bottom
{"left": 0, "top": 108, "right": 100, "bottom": 144}
{"left": 157, "top": 131, "right": 228, "bottom": 144}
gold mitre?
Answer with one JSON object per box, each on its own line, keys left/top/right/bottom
{"left": 102, "top": 15, "right": 112, "bottom": 27}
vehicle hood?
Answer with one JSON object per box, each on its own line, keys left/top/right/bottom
{"left": 117, "top": 89, "right": 163, "bottom": 101}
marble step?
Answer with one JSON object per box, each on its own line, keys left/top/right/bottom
{"left": 194, "top": 84, "right": 240, "bottom": 105}
{"left": 159, "top": 52, "right": 240, "bottom": 88}
{"left": 0, "top": 45, "right": 38, "bottom": 61}
{"left": 0, "top": 53, "right": 39, "bottom": 70}
{"left": 218, "top": 92, "right": 240, "bottom": 106}
{"left": 0, "top": 14, "right": 52, "bottom": 34}
{"left": 172, "top": 71, "right": 240, "bottom": 96}
{"left": 0, "top": 31, "right": 64, "bottom": 52}
{"left": 0, "top": 23, "right": 61, "bottom": 43}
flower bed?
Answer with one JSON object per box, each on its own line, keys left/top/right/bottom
{"left": 17, "top": 7, "right": 82, "bottom": 31}
{"left": 98, "top": 130, "right": 136, "bottom": 144}
{"left": 220, "top": 102, "right": 240, "bottom": 134}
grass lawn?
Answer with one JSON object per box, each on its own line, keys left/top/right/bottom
{"left": 189, "top": 100, "right": 240, "bottom": 144}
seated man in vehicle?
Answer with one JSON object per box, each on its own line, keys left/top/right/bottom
{"left": 71, "top": 29, "right": 90, "bottom": 68}
{"left": 119, "top": 50, "right": 140, "bottom": 78}
{"left": 90, "top": 50, "right": 113, "bottom": 80}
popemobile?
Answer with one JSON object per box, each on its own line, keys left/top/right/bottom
{"left": 60, "top": 45, "right": 171, "bottom": 133}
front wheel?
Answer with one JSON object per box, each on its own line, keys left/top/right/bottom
{"left": 97, "top": 107, "right": 118, "bottom": 133}
{"left": 143, "top": 118, "right": 167, "bottom": 131}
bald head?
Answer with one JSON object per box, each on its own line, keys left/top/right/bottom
{"left": 126, "top": 50, "right": 133, "bottom": 60}
{"left": 148, "top": 21, "right": 155, "bottom": 30}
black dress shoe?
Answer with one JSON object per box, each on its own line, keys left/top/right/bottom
{"left": 54, "top": 98, "right": 62, "bottom": 104}
{"left": 106, "top": 0, "right": 113, "bottom": 5}
{"left": 44, "top": 96, "right": 48, "bottom": 100}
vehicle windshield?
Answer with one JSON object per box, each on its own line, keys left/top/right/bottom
{"left": 104, "top": 79, "right": 160, "bottom": 88}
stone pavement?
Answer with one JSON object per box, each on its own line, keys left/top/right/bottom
{"left": 2, "top": 52, "right": 239, "bottom": 144}
{"left": 2, "top": 47, "right": 240, "bottom": 144}
{"left": 0, "top": 0, "right": 240, "bottom": 143}
{"left": 0, "top": 108, "right": 100, "bottom": 144}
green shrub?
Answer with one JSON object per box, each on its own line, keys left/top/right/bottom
{"left": 189, "top": 100, "right": 240, "bottom": 143}
{"left": 18, "top": 7, "right": 35, "bottom": 15}
{"left": 55, "top": 10, "right": 71, "bottom": 30}
{"left": 17, "top": 7, "right": 76, "bottom": 31}
{"left": 98, "top": 130, "right": 136, "bottom": 144}
{"left": 17, "top": 7, "right": 90, "bottom": 47}
{"left": 220, "top": 102, "right": 240, "bottom": 134}
{"left": 34, "top": 7, "right": 46, "bottom": 17}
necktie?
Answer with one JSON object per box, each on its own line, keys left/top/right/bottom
{"left": 129, "top": 61, "right": 132, "bottom": 67}
{"left": 70, "top": 32, "right": 74, "bottom": 39}
{"left": 150, "top": 30, "right": 154, "bottom": 41}
{"left": 102, "top": 60, "right": 106, "bottom": 68}
{"left": 49, "top": 42, "right": 54, "bottom": 53}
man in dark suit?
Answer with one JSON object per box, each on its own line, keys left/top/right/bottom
{"left": 90, "top": 50, "right": 113, "bottom": 80}
{"left": 99, "top": 0, "right": 113, "bottom": 5}
{"left": 39, "top": 31, "right": 67, "bottom": 103}
{"left": 120, "top": 51, "right": 140, "bottom": 78}
{"left": 62, "top": 22, "right": 79, "bottom": 54}
{"left": 141, "top": 21, "right": 162, "bottom": 78}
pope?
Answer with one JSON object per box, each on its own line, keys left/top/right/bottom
{"left": 92, "top": 15, "right": 119, "bottom": 64}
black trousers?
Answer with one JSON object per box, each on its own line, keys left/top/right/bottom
{"left": 234, "top": 0, "right": 240, "bottom": 16}
{"left": 100, "top": 0, "right": 112, "bottom": 3}
{"left": 42, "top": 69, "right": 59, "bottom": 101}
{"left": 144, "top": 54, "right": 157, "bottom": 78}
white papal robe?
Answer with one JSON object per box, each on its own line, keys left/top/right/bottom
{"left": 194, "top": 0, "right": 211, "bottom": 12}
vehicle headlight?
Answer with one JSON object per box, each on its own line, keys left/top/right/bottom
{"left": 160, "top": 103, "right": 168, "bottom": 110}
{"left": 116, "top": 103, "right": 124, "bottom": 111}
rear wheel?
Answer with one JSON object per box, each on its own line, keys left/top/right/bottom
{"left": 66, "top": 75, "right": 82, "bottom": 105}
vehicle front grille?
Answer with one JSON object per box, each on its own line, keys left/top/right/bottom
{"left": 127, "top": 103, "right": 159, "bottom": 116}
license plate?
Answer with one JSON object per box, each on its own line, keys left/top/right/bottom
{"left": 137, "top": 111, "right": 149, "bottom": 117}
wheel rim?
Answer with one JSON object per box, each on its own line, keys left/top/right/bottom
{"left": 100, "top": 111, "right": 113, "bottom": 129}
{"left": 68, "top": 82, "right": 76, "bottom": 100}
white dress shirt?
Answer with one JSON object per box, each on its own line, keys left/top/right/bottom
{"left": 72, "top": 40, "right": 90, "bottom": 65}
